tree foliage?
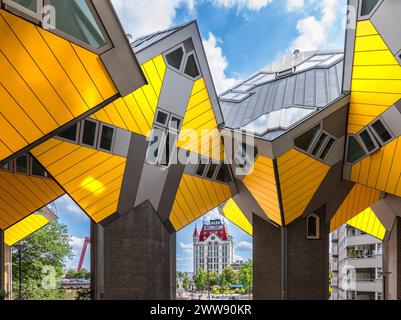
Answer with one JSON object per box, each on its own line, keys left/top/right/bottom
{"left": 194, "top": 267, "right": 207, "bottom": 291}
{"left": 65, "top": 268, "right": 90, "bottom": 280}
{"left": 220, "top": 266, "right": 236, "bottom": 289}
{"left": 239, "top": 259, "right": 253, "bottom": 295}
{"left": 182, "top": 273, "right": 190, "bottom": 290}
{"left": 12, "top": 222, "right": 72, "bottom": 300}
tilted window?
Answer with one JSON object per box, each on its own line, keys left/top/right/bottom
{"left": 15, "top": 155, "right": 29, "bottom": 175}
{"left": 347, "top": 136, "right": 367, "bottom": 164}
{"left": 81, "top": 119, "right": 98, "bottom": 148}
{"left": 306, "top": 214, "right": 320, "bottom": 240}
{"left": 360, "top": 0, "right": 380, "bottom": 16}
{"left": 370, "top": 119, "right": 392, "bottom": 144}
{"left": 165, "top": 47, "right": 184, "bottom": 70}
{"left": 184, "top": 53, "right": 200, "bottom": 79}
{"left": 98, "top": 124, "right": 115, "bottom": 152}
{"left": 215, "top": 164, "right": 233, "bottom": 184}
{"left": 57, "top": 124, "right": 79, "bottom": 143}
{"left": 294, "top": 124, "right": 321, "bottom": 152}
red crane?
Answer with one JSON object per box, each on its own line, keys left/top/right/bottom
{"left": 77, "top": 237, "right": 91, "bottom": 272}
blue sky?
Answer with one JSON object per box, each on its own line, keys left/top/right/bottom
{"left": 55, "top": 0, "right": 348, "bottom": 273}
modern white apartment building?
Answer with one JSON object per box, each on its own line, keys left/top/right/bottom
{"left": 193, "top": 219, "right": 234, "bottom": 275}
{"left": 331, "top": 225, "right": 383, "bottom": 300}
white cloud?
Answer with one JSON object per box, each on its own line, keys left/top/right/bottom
{"left": 234, "top": 254, "right": 244, "bottom": 261}
{"left": 211, "top": 0, "right": 273, "bottom": 11}
{"left": 202, "top": 32, "right": 239, "bottom": 94}
{"left": 54, "top": 195, "right": 86, "bottom": 220}
{"left": 179, "top": 241, "right": 193, "bottom": 255}
{"left": 291, "top": 0, "right": 343, "bottom": 51}
{"left": 286, "top": 0, "right": 304, "bottom": 12}
{"left": 237, "top": 241, "right": 253, "bottom": 251}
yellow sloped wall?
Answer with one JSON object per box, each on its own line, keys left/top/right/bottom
{"left": 31, "top": 139, "right": 127, "bottom": 223}
{"left": 348, "top": 20, "right": 401, "bottom": 134}
{"left": 277, "top": 149, "right": 330, "bottom": 224}
{"left": 242, "top": 156, "right": 282, "bottom": 225}
{"left": 0, "top": 9, "right": 117, "bottom": 162}
{"left": 330, "top": 183, "right": 381, "bottom": 232}
{"left": 222, "top": 198, "right": 252, "bottom": 235}
{"left": 0, "top": 171, "right": 63, "bottom": 230}
{"left": 169, "top": 174, "right": 232, "bottom": 231}
{"left": 346, "top": 207, "right": 386, "bottom": 240}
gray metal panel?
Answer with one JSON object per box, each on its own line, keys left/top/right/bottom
{"left": 158, "top": 69, "right": 194, "bottom": 118}
{"left": 304, "top": 70, "right": 316, "bottom": 106}
{"left": 294, "top": 73, "right": 306, "bottom": 105}
{"left": 316, "top": 69, "right": 328, "bottom": 107}
{"left": 95, "top": 0, "right": 147, "bottom": 96}
{"left": 380, "top": 105, "right": 401, "bottom": 137}
{"left": 371, "top": 0, "right": 401, "bottom": 57}
{"left": 113, "top": 128, "right": 132, "bottom": 158}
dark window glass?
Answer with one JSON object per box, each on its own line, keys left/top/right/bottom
{"left": 58, "top": 124, "right": 78, "bottom": 142}
{"left": 359, "top": 130, "right": 376, "bottom": 152}
{"left": 8, "top": 0, "right": 37, "bottom": 12}
{"left": 49, "top": 0, "right": 107, "bottom": 49}
{"left": 156, "top": 111, "right": 169, "bottom": 126}
{"left": 347, "top": 136, "right": 367, "bottom": 163}
{"left": 307, "top": 215, "right": 318, "bottom": 238}
{"left": 361, "top": 0, "right": 379, "bottom": 16}
{"left": 311, "top": 133, "right": 328, "bottom": 156}
{"left": 99, "top": 125, "right": 114, "bottom": 151}
{"left": 206, "top": 163, "right": 218, "bottom": 179}
{"left": 15, "top": 155, "right": 28, "bottom": 174}
{"left": 31, "top": 157, "right": 47, "bottom": 177}
{"left": 196, "top": 162, "right": 208, "bottom": 177}
{"left": 294, "top": 125, "right": 321, "bottom": 151}
{"left": 147, "top": 128, "right": 164, "bottom": 165}
{"left": 159, "top": 132, "right": 177, "bottom": 167}
{"left": 216, "top": 165, "right": 232, "bottom": 183}
{"left": 170, "top": 116, "right": 182, "bottom": 131}
{"left": 319, "top": 138, "right": 335, "bottom": 160}
{"left": 165, "top": 47, "right": 184, "bottom": 70}
{"left": 184, "top": 54, "right": 200, "bottom": 78}
{"left": 371, "top": 120, "right": 392, "bottom": 143}
{"left": 1, "top": 161, "right": 13, "bottom": 171}
{"left": 82, "top": 120, "right": 97, "bottom": 147}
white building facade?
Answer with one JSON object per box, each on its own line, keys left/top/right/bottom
{"left": 331, "top": 225, "right": 383, "bottom": 300}
{"left": 193, "top": 219, "right": 234, "bottom": 274}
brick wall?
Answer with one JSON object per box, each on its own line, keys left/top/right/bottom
{"left": 253, "top": 214, "right": 281, "bottom": 300}
{"left": 103, "top": 201, "right": 175, "bottom": 300}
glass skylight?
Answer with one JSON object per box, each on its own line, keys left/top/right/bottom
{"left": 241, "top": 107, "right": 316, "bottom": 135}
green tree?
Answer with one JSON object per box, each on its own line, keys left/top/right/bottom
{"left": 239, "top": 260, "right": 253, "bottom": 297}
{"left": 208, "top": 272, "right": 219, "bottom": 287}
{"left": 194, "top": 267, "right": 207, "bottom": 291}
{"left": 12, "top": 222, "right": 73, "bottom": 300}
{"left": 182, "top": 273, "right": 190, "bottom": 290}
{"left": 220, "top": 266, "right": 237, "bottom": 290}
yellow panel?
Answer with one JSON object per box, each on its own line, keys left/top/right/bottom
{"left": 0, "top": 9, "right": 118, "bottom": 162}
{"left": 278, "top": 149, "right": 330, "bottom": 224}
{"left": 0, "top": 171, "right": 63, "bottom": 230}
{"left": 243, "top": 156, "right": 281, "bottom": 225}
{"left": 94, "top": 55, "right": 167, "bottom": 135}
{"left": 347, "top": 207, "right": 386, "bottom": 240}
{"left": 348, "top": 20, "right": 401, "bottom": 134}
{"left": 178, "top": 78, "right": 223, "bottom": 161}
{"left": 4, "top": 213, "right": 49, "bottom": 246}
{"left": 350, "top": 138, "right": 401, "bottom": 198}
{"left": 31, "top": 139, "right": 127, "bottom": 223}
{"left": 169, "top": 174, "right": 232, "bottom": 231}
{"left": 222, "top": 198, "right": 252, "bottom": 235}
{"left": 330, "top": 184, "right": 381, "bottom": 232}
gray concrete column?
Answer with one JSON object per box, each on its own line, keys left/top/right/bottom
{"left": 91, "top": 221, "right": 105, "bottom": 300}
{"left": 101, "top": 201, "right": 176, "bottom": 300}
{"left": 253, "top": 207, "right": 329, "bottom": 300}
{"left": 0, "top": 230, "right": 4, "bottom": 297}
{"left": 383, "top": 217, "right": 401, "bottom": 300}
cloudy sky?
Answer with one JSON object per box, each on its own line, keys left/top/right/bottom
{"left": 56, "top": 0, "right": 347, "bottom": 272}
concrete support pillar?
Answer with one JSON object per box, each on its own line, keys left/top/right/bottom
{"left": 91, "top": 221, "right": 104, "bottom": 300}
{"left": 100, "top": 201, "right": 176, "bottom": 300}
{"left": 383, "top": 217, "right": 401, "bottom": 300}
{"left": 0, "top": 230, "right": 4, "bottom": 297}
{"left": 253, "top": 207, "right": 329, "bottom": 300}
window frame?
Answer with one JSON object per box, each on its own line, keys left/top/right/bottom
{"left": 345, "top": 134, "right": 368, "bottom": 165}
{"left": 42, "top": 0, "right": 112, "bottom": 54}
{"left": 215, "top": 164, "right": 234, "bottom": 184}
{"left": 204, "top": 161, "right": 220, "bottom": 181}
{"left": 306, "top": 213, "right": 320, "bottom": 240}
{"left": 79, "top": 118, "right": 99, "bottom": 149}
{"left": 155, "top": 109, "right": 171, "bottom": 128}
{"left": 146, "top": 125, "right": 167, "bottom": 166}
{"left": 56, "top": 122, "right": 81, "bottom": 144}
{"left": 358, "top": 0, "right": 383, "bottom": 19}
{"left": 169, "top": 114, "right": 183, "bottom": 132}
{"left": 3, "top": 0, "right": 43, "bottom": 22}
{"left": 369, "top": 118, "right": 395, "bottom": 146}
{"left": 318, "top": 137, "right": 336, "bottom": 161}
{"left": 292, "top": 123, "right": 322, "bottom": 154}
{"left": 182, "top": 52, "right": 202, "bottom": 81}
{"left": 97, "top": 123, "right": 116, "bottom": 153}
{"left": 163, "top": 44, "right": 186, "bottom": 73}
{"left": 30, "top": 155, "right": 49, "bottom": 178}
{"left": 14, "top": 154, "right": 30, "bottom": 175}
{"left": 358, "top": 127, "right": 380, "bottom": 154}
{"left": 158, "top": 129, "right": 178, "bottom": 168}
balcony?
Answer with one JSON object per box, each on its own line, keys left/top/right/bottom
{"left": 332, "top": 230, "right": 339, "bottom": 241}
{"left": 332, "top": 245, "right": 338, "bottom": 256}
{"left": 331, "top": 277, "right": 338, "bottom": 287}
{"left": 345, "top": 234, "right": 382, "bottom": 247}
{"left": 344, "top": 255, "right": 382, "bottom": 268}
{"left": 331, "top": 262, "right": 338, "bottom": 271}
{"left": 341, "top": 279, "right": 382, "bottom": 293}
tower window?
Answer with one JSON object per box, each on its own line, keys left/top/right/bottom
{"left": 184, "top": 54, "right": 200, "bottom": 79}
{"left": 371, "top": 120, "right": 392, "bottom": 144}
{"left": 165, "top": 47, "right": 184, "bottom": 70}
{"left": 57, "top": 124, "right": 79, "bottom": 143}
{"left": 81, "top": 119, "right": 98, "bottom": 148}
{"left": 99, "top": 124, "right": 114, "bottom": 152}
{"left": 306, "top": 214, "right": 320, "bottom": 240}
{"left": 360, "top": 0, "right": 380, "bottom": 16}
{"left": 347, "top": 136, "right": 367, "bottom": 164}
{"left": 15, "top": 155, "right": 29, "bottom": 175}
{"left": 294, "top": 124, "right": 321, "bottom": 152}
